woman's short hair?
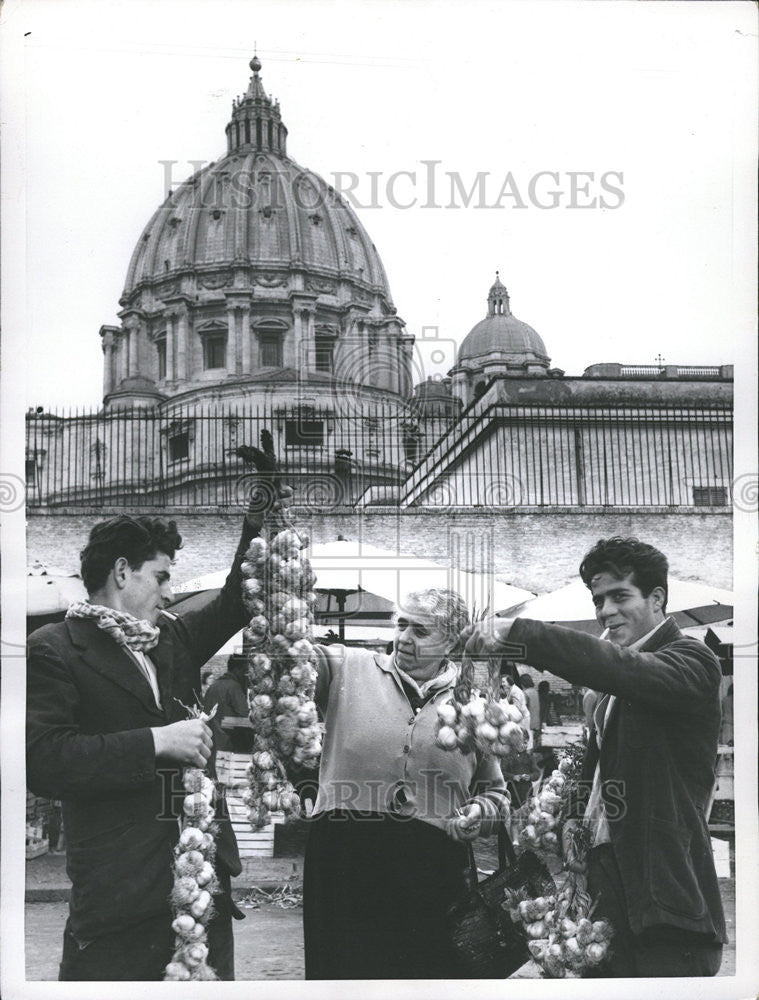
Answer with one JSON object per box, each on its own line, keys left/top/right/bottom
{"left": 395, "top": 588, "right": 471, "bottom": 644}
{"left": 80, "top": 515, "right": 182, "bottom": 593}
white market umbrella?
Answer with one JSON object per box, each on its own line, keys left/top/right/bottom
{"left": 177, "top": 538, "right": 534, "bottom": 615}
{"left": 27, "top": 572, "right": 87, "bottom": 617}
{"left": 514, "top": 578, "right": 733, "bottom": 628}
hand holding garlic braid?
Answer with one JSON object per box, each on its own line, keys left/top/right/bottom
{"left": 236, "top": 435, "right": 321, "bottom": 831}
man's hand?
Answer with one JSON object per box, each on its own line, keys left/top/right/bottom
{"left": 447, "top": 802, "right": 483, "bottom": 842}
{"left": 461, "top": 615, "right": 518, "bottom": 660}
{"left": 151, "top": 719, "right": 213, "bottom": 768}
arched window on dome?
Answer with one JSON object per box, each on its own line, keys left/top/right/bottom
{"left": 245, "top": 118, "right": 251, "bottom": 144}
{"left": 256, "top": 117, "right": 262, "bottom": 147}
{"left": 267, "top": 120, "right": 273, "bottom": 149}
{"left": 474, "top": 381, "right": 487, "bottom": 400}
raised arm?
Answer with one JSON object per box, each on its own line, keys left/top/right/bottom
{"left": 166, "top": 514, "right": 260, "bottom": 669}
{"left": 467, "top": 617, "right": 721, "bottom": 714}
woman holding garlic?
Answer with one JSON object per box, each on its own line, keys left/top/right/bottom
{"left": 302, "top": 588, "right": 510, "bottom": 980}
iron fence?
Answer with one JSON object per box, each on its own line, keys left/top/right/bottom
{"left": 25, "top": 401, "right": 733, "bottom": 510}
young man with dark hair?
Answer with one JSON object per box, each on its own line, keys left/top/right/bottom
{"left": 26, "top": 507, "right": 265, "bottom": 981}
{"left": 465, "top": 535, "right": 726, "bottom": 977}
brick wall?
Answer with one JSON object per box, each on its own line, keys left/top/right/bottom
{"left": 28, "top": 508, "right": 732, "bottom": 594}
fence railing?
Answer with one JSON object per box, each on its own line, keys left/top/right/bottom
{"left": 25, "top": 401, "right": 733, "bottom": 510}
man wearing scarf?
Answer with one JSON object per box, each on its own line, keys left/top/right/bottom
{"left": 26, "top": 505, "right": 264, "bottom": 981}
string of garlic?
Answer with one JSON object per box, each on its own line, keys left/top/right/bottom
{"left": 241, "top": 490, "right": 322, "bottom": 831}
{"left": 164, "top": 706, "right": 220, "bottom": 982}
{"left": 436, "top": 653, "right": 530, "bottom": 757}
{"left": 503, "top": 755, "right": 614, "bottom": 977}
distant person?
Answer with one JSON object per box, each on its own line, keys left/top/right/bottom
{"left": 720, "top": 682, "right": 733, "bottom": 746}
{"left": 520, "top": 675, "right": 541, "bottom": 749}
{"left": 537, "top": 680, "right": 550, "bottom": 723}
{"left": 498, "top": 663, "right": 529, "bottom": 724}
{"left": 203, "top": 654, "right": 250, "bottom": 754}
{"left": 200, "top": 667, "right": 214, "bottom": 699}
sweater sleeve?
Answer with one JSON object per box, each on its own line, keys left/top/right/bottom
{"left": 26, "top": 637, "right": 156, "bottom": 800}
{"left": 467, "top": 752, "right": 511, "bottom": 836}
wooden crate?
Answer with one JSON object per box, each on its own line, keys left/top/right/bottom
{"left": 713, "top": 747, "right": 734, "bottom": 801}
{"left": 26, "top": 838, "right": 49, "bottom": 860}
{"left": 217, "top": 751, "right": 284, "bottom": 859}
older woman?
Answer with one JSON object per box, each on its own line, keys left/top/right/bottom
{"left": 303, "top": 588, "right": 510, "bottom": 980}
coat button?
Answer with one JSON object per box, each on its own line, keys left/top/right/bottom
{"left": 409, "top": 717, "right": 415, "bottom": 725}
{"left": 403, "top": 745, "right": 410, "bottom": 753}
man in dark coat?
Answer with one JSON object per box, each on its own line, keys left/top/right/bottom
{"left": 203, "top": 654, "right": 251, "bottom": 753}
{"left": 26, "top": 510, "right": 261, "bottom": 981}
{"left": 465, "top": 536, "right": 726, "bottom": 977}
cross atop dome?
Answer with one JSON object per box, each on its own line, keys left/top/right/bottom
{"left": 487, "top": 271, "right": 510, "bottom": 317}
{"left": 226, "top": 54, "right": 288, "bottom": 156}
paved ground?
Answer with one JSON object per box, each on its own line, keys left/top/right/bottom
{"left": 25, "top": 900, "right": 306, "bottom": 981}
{"left": 25, "top": 839, "right": 735, "bottom": 981}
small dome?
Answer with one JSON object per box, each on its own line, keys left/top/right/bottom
{"left": 456, "top": 272, "right": 550, "bottom": 370}
{"left": 458, "top": 314, "right": 549, "bottom": 363}
{"left": 412, "top": 376, "right": 453, "bottom": 402}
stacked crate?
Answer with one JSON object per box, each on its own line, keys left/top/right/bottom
{"left": 215, "top": 751, "right": 283, "bottom": 858}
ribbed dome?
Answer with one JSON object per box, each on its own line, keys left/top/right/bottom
{"left": 121, "top": 60, "right": 394, "bottom": 310}
{"left": 103, "top": 58, "right": 411, "bottom": 409}
{"left": 456, "top": 274, "right": 549, "bottom": 368}
{"left": 122, "top": 152, "right": 393, "bottom": 307}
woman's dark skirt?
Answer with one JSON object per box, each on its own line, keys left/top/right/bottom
{"left": 303, "top": 810, "right": 471, "bottom": 980}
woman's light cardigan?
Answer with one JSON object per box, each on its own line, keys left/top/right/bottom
{"left": 311, "top": 644, "right": 510, "bottom": 834}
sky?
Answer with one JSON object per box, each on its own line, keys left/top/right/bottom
{"left": 4, "top": 0, "right": 757, "bottom": 408}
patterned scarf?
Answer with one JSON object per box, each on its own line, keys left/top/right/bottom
{"left": 394, "top": 659, "right": 458, "bottom": 700}
{"left": 66, "top": 600, "right": 161, "bottom": 652}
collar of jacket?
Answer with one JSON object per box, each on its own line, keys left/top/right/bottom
{"left": 587, "top": 615, "right": 682, "bottom": 759}
{"left": 65, "top": 617, "right": 168, "bottom": 720}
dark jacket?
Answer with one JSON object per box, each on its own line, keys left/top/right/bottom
{"left": 26, "top": 519, "right": 256, "bottom": 943}
{"left": 508, "top": 616, "right": 726, "bottom": 942}
{"left": 203, "top": 672, "right": 249, "bottom": 753}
